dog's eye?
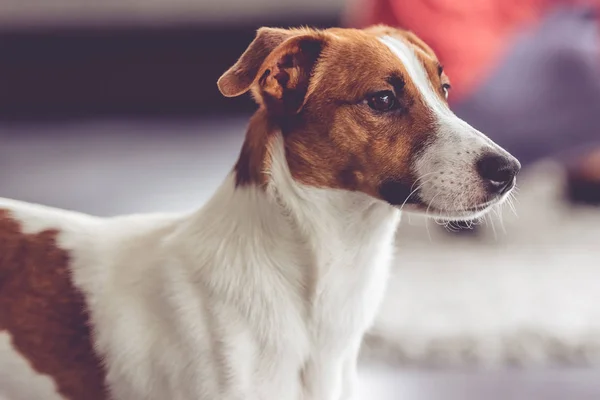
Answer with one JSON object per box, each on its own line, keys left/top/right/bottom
{"left": 366, "top": 91, "right": 396, "bottom": 112}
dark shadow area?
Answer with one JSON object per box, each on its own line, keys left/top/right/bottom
{"left": 0, "top": 16, "right": 338, "bottom": 122}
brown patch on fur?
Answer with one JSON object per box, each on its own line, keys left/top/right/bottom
{"left": 222, "top": 25, "right": 448, "bottom": 203}
{"left": 217, "top": 27, "right": 298, "bottom": 98}
{"left": 234, "top": 109, "right": 277, "bottom": 187}
{"left": 218, "top": 27, "right": 323, "bottom": 103}
{"left": 256, "top": 35, "right": 324, "bottom": 114}
{"left": 0, "top": 210, "right": 107, "bottom": 399}
{"left": 284, "top": 29, "right": 434, "bottom": 199}
{"left": 221, "top": 27, "right": 326, "bottom": 186}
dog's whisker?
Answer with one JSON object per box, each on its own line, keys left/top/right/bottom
{"left": 399, "top": 169, "right": 449, "bottom": 212}
{"left": 489, "top": 209, "right": 498, "bottom": 239}
{"left": 399, "top": 178, "right": 431, "bottom": 212}
{"left": 507, "top": 193, "right": 519, "bottom": 217}
{"left": 494, "top": 204, "right": 507, "bottom": 235}
{"left": 424, "top": 191, "right": 444, "bottom": 240}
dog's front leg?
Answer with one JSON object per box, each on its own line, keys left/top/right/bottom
{"left": 300, "top": 357, "right": 344, "bottom": 400}
{"left": 301, "top": 337, "right": 362, "bottom": 400}
{"left": 339, "top": 338, "right": 362, "bottom": 400}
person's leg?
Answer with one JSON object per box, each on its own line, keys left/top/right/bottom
{"left": 566, "top": 149, "right": 600, "bottom": 204}
{"left": 453, "top": 6, "right": 600, "bottom": 167}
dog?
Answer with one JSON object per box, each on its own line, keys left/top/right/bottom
{"left": 0, "top": 25, "right": 520, "bottom": 400}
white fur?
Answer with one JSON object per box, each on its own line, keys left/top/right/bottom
{"left": 380, "top": 36, "right": 518, "bottom": 219}
{"left": 0, "top": 332, "right": 64, "bottom": 400}
{"left": 0, "top": 133, "right": 399, "bottom": 400}
{"left": 1, "top": 34, "right": 521, "bottom": 400}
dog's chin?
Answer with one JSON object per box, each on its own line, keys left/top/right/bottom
{"left": 399, "top": 199, "right": 498, "bottom": 222}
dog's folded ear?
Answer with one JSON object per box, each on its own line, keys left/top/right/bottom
{"left": 217, "top": 28, "right": 294, "bottom": 98}
{"left": 217, "top": 27, "right": 326, "bottom": 114}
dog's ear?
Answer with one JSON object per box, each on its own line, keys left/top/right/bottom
{"left": 217, "top": 27, "right": 326, "bottom": 113}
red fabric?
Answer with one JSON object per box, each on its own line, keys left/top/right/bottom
{"left": 348, "top": 0, "right": 600, "bottom": 101}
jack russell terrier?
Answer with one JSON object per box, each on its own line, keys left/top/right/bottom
{"left": 0, "top": 25, "right": 520, "bottom": 400}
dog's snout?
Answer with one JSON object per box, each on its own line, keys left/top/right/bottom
{"left": 476, "top": 153, "right": 521, "bottom": 195}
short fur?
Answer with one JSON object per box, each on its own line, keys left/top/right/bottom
{"left": 0, "top": 25, "right": 518, "bottom": 400}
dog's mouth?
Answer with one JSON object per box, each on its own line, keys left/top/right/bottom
{"left": 406, "top": 202, "right": 493, "bottom": 220}
{"left": 398, "top": 194, "right": 507, "bottom": 221}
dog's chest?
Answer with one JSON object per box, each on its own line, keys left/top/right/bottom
{"left": 309, "top": 248, "right": 393, "bottom": 344}
{"left": 98, "top": 191, "right": 399, "bottom": 399}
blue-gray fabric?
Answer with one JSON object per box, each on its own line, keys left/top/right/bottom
{"left": 454, "top": 6, "right": 600, "bottom": 166}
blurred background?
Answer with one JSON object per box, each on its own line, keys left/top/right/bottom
{"left": 1, "top": 0, "right": 600, "bottom": 399}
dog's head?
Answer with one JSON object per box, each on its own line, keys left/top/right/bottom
{"left": 218, "top": 25, "right": 520, "bottom": 220}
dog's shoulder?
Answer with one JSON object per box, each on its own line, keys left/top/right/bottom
{"left": 0, "top": 198, "right": 100, "bottom": 255}
{"left": 0, "top": 198, "right": 108, "bottom": 400}
{"left": 0, "top": 197, "right": 99, "bottom": 290}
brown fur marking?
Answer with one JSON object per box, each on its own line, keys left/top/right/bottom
{"left": 234, "top": 110, "right": 277, "bottom": 187}
{"left": 0, "top": 210, "right": 107, "bottom": 400}
{"left": 222, "top": 26, "right": 449, "bottom": 204}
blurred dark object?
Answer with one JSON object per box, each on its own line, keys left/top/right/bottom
{"left": 0, "top": 17, "right": 338, "bottom": 122}
{"left": 566, "top": 149, "right": 600, "bottom": 205}
{"left": 453, "top": 7, "right": 600, "bottom": 168}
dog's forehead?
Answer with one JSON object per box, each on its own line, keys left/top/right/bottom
{"left": 359, "top": 26, "right": 439, "bottom": 61}
{"left": 320, "top": 27, "right": 441, "bottom": 89}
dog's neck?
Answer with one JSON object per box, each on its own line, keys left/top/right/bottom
{"left": 163, "top": 111, "right": 401, "bottom": 399}
{"left": 182, "top": 110, "right": 400, "bottom": 283}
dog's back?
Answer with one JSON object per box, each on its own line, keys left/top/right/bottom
{"left": 0, "top": 199, "right": 108, "bottom": 399}
{"left": 0, "top": 199, "right": 181, "bottom": 399}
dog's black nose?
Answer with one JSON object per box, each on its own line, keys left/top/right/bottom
{"left": 476, "top": 153, "right": 521, "bottom": 195}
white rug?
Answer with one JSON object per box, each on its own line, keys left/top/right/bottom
{"left": 365, "top": 162, "right": 600, "bottom": 367}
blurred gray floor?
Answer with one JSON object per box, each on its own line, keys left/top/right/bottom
{"left": 0, "top": 118, "right": 246, "bottom": 216}
{"left": 1, "top": 117, "right": 600, "bottom": 399}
